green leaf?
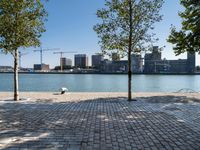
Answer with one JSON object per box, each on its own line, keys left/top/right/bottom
{"left": 0, "top": 0, "right": 47, "bottom": 53}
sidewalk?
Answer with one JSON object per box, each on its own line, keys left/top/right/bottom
{"left": 0, "top": 93, "right": 200, "bottom": 150}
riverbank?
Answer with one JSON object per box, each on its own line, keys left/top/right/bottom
{"left": 1, "top": 92, "right": 200, "bottom": 102}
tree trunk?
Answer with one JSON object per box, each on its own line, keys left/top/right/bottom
{"left": 128, "top": 50, "right": 132, "bottom": 101}
{"left": 128, "top": 0, "right": 132, "bottom": 101}
{"left": 14, "top": 49, "right": 19, "bottom": 101}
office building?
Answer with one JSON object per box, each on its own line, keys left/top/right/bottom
{"left": 187, "top": 52, "right": 196, "bottom": 73}
{"left": 60, "top": 57, "right": 72, "bottom": 67}
{"left": 0, "top": 66, "right": 13, "bottom": 72}
{"left": 92, "top": 54, "right": 104, "bottom": 68}
{"left": 147, "top": 59, "right": 188, "bottom": 73}
{"left": 144, "top": 46, "right": 162, "bottom": 73}
{"left": 131, "top": 54, "right": 143, "bottom": 73}
{"left": 66, "top": 58, "right": 72, "bottom": 66}
{"left": 99, "top": 54, "right": 143, "bottom": 73}
{"left": 100, "top": 60, "right": 128, "bottom": 73}
{"left": 60, "top": 57, "right": 66, "bottom": 67}
{"left": 74, "top": 54, "right": 88, "bottom": 68}
{"left": 34, "top": 64, "right": 50, "bottom": 71}
{"left": 144, "top": 46, "right": 196, "bottom": 73}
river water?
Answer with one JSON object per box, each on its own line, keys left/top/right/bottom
{"left": 0, "top": 73, "right": 200, "bottom": 92}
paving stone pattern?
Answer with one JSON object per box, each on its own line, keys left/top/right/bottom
{"left": 0, "top": 97, "right": 200, "bottom": 150}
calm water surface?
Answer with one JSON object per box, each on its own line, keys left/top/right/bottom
{"left": 0, "top": 73, "right": 200, "bottom": 92}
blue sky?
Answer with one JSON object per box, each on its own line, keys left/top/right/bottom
{"left": 0, "top": 0, "right": 198, "bottom": 68}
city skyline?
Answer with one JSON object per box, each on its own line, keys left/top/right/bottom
{"left": 0, "top": 0, "right": 199, "bottom": 68}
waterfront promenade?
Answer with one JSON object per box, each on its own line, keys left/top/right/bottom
{"left": 0, "top": 92, "right": 200, "bottom": 149}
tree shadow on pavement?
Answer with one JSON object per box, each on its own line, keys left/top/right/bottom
{"left": 137, "top": 95, "right": 200, "bottom": 104}
{"left": 0, "top": 95, "right": 200, "bottom": 149}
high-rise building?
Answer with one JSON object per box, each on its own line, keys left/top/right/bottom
{"left": 60, "top": 57, "right": 72, "bottom": 67}
{"left": 151, "top": 46, "right": 161, "bottom": 60}
{"left": 92, "top": 54, "right": 104, "bottom": 68}
{"left": 74, "top": 54, "right": 88, "bottom": 68}
{"left": 187, "top": 52, "right": 195, "bottom": 73}
{"left": 60, "top": 58, "right": 66, "bottom": 67}
{"left": 131, "top": 54, "right": 143, "bottom": 73}
{"left": 144, "top": 46, "right": 161, "bottom": 73}
{"left": 66, "top": 58, "right": 72, "bottom": 66}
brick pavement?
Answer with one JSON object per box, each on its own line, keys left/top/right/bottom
{"left": 0, "top": 96, "right": 200, "bottom": 150}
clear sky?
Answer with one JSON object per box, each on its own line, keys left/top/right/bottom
{"left": 0, "top": 0, "right": 199, "bottom": 68}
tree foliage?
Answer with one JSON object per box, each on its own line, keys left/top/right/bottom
{"left": 0, "top": 0, "right": 47, "bottom": 54}
{"left": 94, "top": 0, "right": 164, "bottom": 57}
{"left": 168, "top": 0, "right": 200, "bottom": 55}
{"left": 0, "top": 0, "right": 47, "bottom": 101}
{"left": 94, "top": 0, "right": 163, "bottom": 100}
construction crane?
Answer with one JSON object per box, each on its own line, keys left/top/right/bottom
{"left": 33, "top": 47, "right": 60, "bottom": 65}
{"left": 1, "top": 50, "right": 28, "bottom": 69}
{"left": 19, "top": 51, "right": 28, "bottom": 69}
{"left": 53, "top": 51, "right": 77, "bottom": 72}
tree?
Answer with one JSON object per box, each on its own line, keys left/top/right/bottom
{"left": 168, "top": 0, "right": 200, "bottom": 55}
{"left": 94, "top": 0, "right": 163, "bottom": 101}
{"left": 0, "top": 0, "right": 47, "bottom": 101}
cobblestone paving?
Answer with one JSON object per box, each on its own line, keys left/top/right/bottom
{"left": 0, "top": 97, "right": 200, "bottom": 150}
